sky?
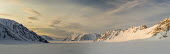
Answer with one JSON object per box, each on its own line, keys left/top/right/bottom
{"left": 0, "top": 0, "right": 170, "bottom": 37}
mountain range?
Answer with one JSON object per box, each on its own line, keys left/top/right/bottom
{"left": 64, "top": 18, "right": 170, "bottom": 42}
{"left": 1, "top": 17, "right": 170, "bottom": 43}
{"left": 0, "top": 18, "right": 48, "bottom": 43}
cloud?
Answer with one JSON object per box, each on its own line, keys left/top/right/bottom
{"left": 0, "top": 13, "right": 14, "bottom": 16}
{"left": 27, "top": 17, "right": 39, "bottom": 20}
{"left": 64, "top": 23, "right": 83, "bottom": 29}
{"left": 23, "top": 8, "right": 41, "bottom": 16}
{"left": 49, "top": 20, "right": 82, "bottom": 29}
{"left": 29, "top": 28, "right": 74, "bottom": 37}
{"left": 27, "top": 22, "right": 32, "bottom": 23}
{"left": 105, "top": 0, "right": 142, "bottom": 14}
{"left": 8, "top": 0, "right": 22, "bottom": 5}
{"left": 49, "top": 20, "right": 61, "bottom": 27}
{"left": 48, "top": 19, "right": 89, "bottom": 33}
{"left": 57, "top": 0, "right": 170, "bottom": 33}
{"left": 46, "top": 0, "right": 148, "bottom": 33}
{"left": 3, "top": 0, "right": 170, "bottom": 37}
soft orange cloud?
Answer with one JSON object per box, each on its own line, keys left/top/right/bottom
{"left": 0, "top": 13, "right": 13, "bottom": 16}
{"left": 8, "top": 0, "right": 22, "bottom": 5}
{"left": 23, "top": 8, "right": 41, "bottom": 16}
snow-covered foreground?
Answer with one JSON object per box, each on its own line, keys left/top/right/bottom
{"left": 49, "top": 40, "right": 94, "bottom": 43}
{"left": 0, "top": 39, "right": 169, "bottom": 54}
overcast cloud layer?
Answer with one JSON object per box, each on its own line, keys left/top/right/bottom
{"left": 0, "top": 0, "right": 170, "bottom": 37}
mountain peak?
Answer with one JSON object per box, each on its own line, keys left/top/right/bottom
{"left": 150, "top": 17, "right": 170, "bottom": 35}
{"left": 126, "top": 25, "right": 147, "bottom": 32}
{"left": 158, "top": 17, "right": 170, "bottom": 25}
{"left": 63, "top": 17, "right": 170, "bottom": 42}
{"left": 0, "top": 18, "right": 48, "bottom": 43}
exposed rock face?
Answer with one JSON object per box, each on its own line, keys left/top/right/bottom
{"left": 0, "top": 18, "right": 48, "bottom": 43}
{"left": 149, "top": 18, "right": 170, "bottom": 35}
{"left": 150, "top": 18, "right": 170, "bottom": 39}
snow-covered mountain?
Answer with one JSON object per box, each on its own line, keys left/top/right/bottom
{"left": 63, "top": 33, "right": 101, "bottom": 41}
{"left": 63, "top": 34, "right": 81, "bottom": 41}
{"left": 148, "top": 18, "right": 170, "bottom": 39}
{"left": 64, "top": 17, "right": 170, "bottom": 42}
{"left": 81, "top": 33, "right": 101, "bottom": 41}
{"left": 40, "top": 35, "right": 53, "bottom": 40}
{"left": 0, "top": 18, "right": 48, "bottom": 43}
{"left": 95, "top": 18, "right": 170, "bottom": 42}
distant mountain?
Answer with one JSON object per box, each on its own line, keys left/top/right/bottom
{"left": 64, "top": 17, "right": 170, "bottom": 42}
{"left": 148, "top": 18, "right": 170, "bottom": 39}
{"left": 63, "top": 33, "right": 101, "bottom": 41}
{"left": 41, "top": 35, "right": 53, "bottom": 40}
{"left": 96, "top": 18, "right": 170, "bottom": 42}
{"left": 95, "top": 25, "right": 149, "bottom": 42}
{"left": 0, "top": 18, "right": 48, "bottom": 43}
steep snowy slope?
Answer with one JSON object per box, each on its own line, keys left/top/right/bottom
{"left": 63, "top": 34, "right": 82, "bottom": 41}
{"left": 0, "top": 18, "right": 48, "bottom": 43}
{"left": 80, "top": 33, "right": 101, "bottom": 41}
{"left": 149, "top": 18, "right": 170, "bottom": 39}
{"left": 63, "top": 33, "right": 101, "bottom": 41}
{"left": 95, "top": 18, "right": 170, "bottom": 42}
{"left": 63, "top": 17, "right": 170, "bottom": 42}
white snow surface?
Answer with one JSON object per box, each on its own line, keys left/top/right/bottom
{"left": 0, "top": 39, "right": 170, "bottom": 54}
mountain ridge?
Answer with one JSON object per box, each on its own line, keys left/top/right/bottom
{"left": 0, "top": 18, "right": 48, "bottom": 43}
{"left": 64, "top": 17, "right": 170, "bottom": 42}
